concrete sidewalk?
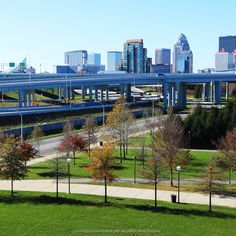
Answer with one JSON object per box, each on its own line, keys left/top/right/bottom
{"left": 0, "top": 180, "right": 235, "bottom": 208}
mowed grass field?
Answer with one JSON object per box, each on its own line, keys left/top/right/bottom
{"left": 27, "top": 149, "right": 236, "bottom": 181}
{"left": 0, "top": 191, "right": 235, "bottom": 236}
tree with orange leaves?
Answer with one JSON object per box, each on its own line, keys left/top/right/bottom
{"left": 87, "top": 142, "right": 116, "bottom": 203}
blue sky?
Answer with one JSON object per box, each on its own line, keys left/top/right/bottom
{"left": 0, "top": 0, "right": 235, "bottom": 72}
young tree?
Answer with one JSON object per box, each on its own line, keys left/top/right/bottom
{"left": 0, "top": 135, "right": 35, "bottom": 196}
{"left": 200, "top": 161, "right": 224, "bottom": 212}
{"left": 143, "top": 156, "right": 161, "bottom": 210}
{"left": 31, "top": 125, "right": 44, "bottom": 154}
{"left": 17, "top": 142, "right": 37, "bottom": 165}
{"left": 87, "top": 143, "right": 116, "bottom": 203}
{"left": 83, "top": 116, "right": 96, "bottom": 157}
{"left": 153, "top": 110, "right": 193, "bottom": 186}
{"left": 134, "top": 134, "right": 149, "bottom": 172}
{"left": 63, "top": 120, "right": 75, "bottom": 137}
{"left": 216, "top": 128, "right": 236, "bottom": 184}
{"left": 57, "top": 134, "right": 86, "bottom": 165}
{"left": 51, "top": 154, "right": 64, "bottom": 199}
{"left": 106, "top": 96, "right": 134, "bottom": 163}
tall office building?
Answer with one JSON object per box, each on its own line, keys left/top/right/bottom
{"left": 88, "top": 53, "right": 101, "bottom": 65}
{"left": 219, "top": 36, "right": 236, "bottom": 53}
{"left": 118, "top": 39, "right": 150, "bottom": 73}
{"left": 65, "top": 50, "right": 88, "bottom": 67}
{"left": 172, "top": 33, "right": 193, "bottom": 73}
{"left": 107, "top": 51, "right": 122, "bottom": 71}
{"left": 215, "top": 49, "right": 234, "bottom": 70}
{"left": 155, "top": 48, "right": 171, "bottom": 65}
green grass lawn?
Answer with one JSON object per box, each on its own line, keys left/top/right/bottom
{"left": 0, "top": 190, "right": 235, "bottom": 236}
{"left": 27, "top": 149, "right": 236, "bottom": 181}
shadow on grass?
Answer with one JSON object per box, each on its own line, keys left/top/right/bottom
{"left": 0, "top": 193, "right": 235, "bottom": 219}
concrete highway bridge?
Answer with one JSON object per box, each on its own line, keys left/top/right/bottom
{"left": 0, "top": 73, "right": 235, "bottom": 114}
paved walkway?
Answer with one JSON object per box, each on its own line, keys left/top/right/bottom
{"left": 0, "top": 180, "right": 235, "bottom": 208}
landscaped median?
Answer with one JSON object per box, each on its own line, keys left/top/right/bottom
{"left": 0, "top": 190, "right": 235, "bottom": 236}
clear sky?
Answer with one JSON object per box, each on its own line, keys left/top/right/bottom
{"left": 0, "top": 0, "right": 236, "bottom": 72}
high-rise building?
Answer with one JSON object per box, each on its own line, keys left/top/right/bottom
{"left": 215, "top": 49, "right": 234, "bottom": 70}
{"left": 155, "top": 48, "right": 171, "bottom": 65}
{"left": 118, "top": 39, "right": 150, "bottom": 73}
{"left": 219, "top": 36, "right": 236, "bottom": 53}
{"left": 172, "top": 33, "right": 193, "bottom": 73}
{"left": 65, "top": 50, "right": 88, "bottom": 67}
{"left": 107, "top": 51, "right": 122, "bottom": 71}
{"left": 88, "top": 53, "right": 101, "bottom": 66}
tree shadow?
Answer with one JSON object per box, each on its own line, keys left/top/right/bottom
{"left": 0, "top": 193, "right": 234, "bottom": 219}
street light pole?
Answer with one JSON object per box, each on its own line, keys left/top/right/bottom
{"left": 176, "top": 166, "right": 181, "bottom": 203}
{"left": 67, "top": 158, "right": 71, "bottom": 194}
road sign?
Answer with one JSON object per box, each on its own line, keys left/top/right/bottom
{"left": 65, "top": 96, "right": 69, "bottom": 104}
{"left": 9, "top": 62, "right": 15, "bottom": 67}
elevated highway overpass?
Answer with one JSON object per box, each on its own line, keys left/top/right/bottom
{"left": 0, "top": 73, "right": 235, "bottom": 113}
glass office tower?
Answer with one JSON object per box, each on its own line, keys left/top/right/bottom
{"left": 172, "top": 34, "right": 193, "bottom": 73}
{"left": 107, "top": 51, "right": 122, "bottom": 71}
{"left": 118, "top": 39, "right": 150, "bottom": 73}
{"left": 219, "top": 36, "right": 236, "bottom": 53}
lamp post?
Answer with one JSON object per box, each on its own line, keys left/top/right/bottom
{"left": 67, "top": 158, "right": 71, "bottom": 194}
{"left": 95, "top": 101, "right": 105, "bottom": 125}
{"left": 134, "top": 156, "right": 137, "bottom": 184}
{"left": 176, "top": 165, "right": 181, "bottom": 203}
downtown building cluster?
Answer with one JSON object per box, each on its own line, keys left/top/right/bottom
{"left": 57, "top": 33, "right": 193, "bottom": 75}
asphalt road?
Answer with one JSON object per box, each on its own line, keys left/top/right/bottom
{"left": 38, "top": 116, "right": 165, "bottom": 156}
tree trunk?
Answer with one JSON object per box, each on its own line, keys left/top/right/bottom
{"left": 88, "top": 138, "right": 91, "bottom": 157}
{"left": 170, "top": 169, "right": 173, "bottom": 186}
{"left": 119, "top": 143, "right": 122, "bottom": 164}
{"left": 209, "top": 190, "right": 212, "bottom": 212}
{"left": 229, "top": 168, "right": 231, "bottom": 185}
{"left": 11, "top": 177, "right": 13, "bottom": 197}
{"left": 104, "top": 176, "right": 107, "bottom": 203}
{"left": 154, "top": 179, "right": 157, "bottom": 210}
{"left": 123, "top": 143, "right": 126, "bottom": 159}
{"left": 126, "top": 140, "right": 128, "bottom": 155}
{"left": 73, "top": 151, "right": 76, "bottom": 165}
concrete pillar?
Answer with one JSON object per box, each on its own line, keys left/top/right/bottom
{"left": 202, "top": 83, "right": 206, "bottom": 101}
{"left": 89, "top": 86, "right": 93, "bottom": 103}
{"left": 63, "top": 86, "right": 67, "bottom": 103}
{"left": 225, "top": 82, "right": 229, "bottom": 100}
{"left": 172, "top": 84, "right": 176, "bottom": 106}
{"left": 163, "top": 82, "right": 168, "bottom": 112}
{"left": 58, "top": 88, "right": 61, "bottom": 100}
{"left": 82, "top": 86, "right": 86, "bottom": 99}
{"left": 177, "top": 83, "right": 187, "bottom": 110}
{"left": 168, "top": 83, "right": 172, "bottom": 106}
{"left": 95, "top": 89, "right": 99, "bottom": 101}
{"left": 126, "top": 84, "right": 132, "bottom": 102}
{"left": 215, "top": 81, "right": 222, "bottom": 105}
{"left": 106, "top": 88, "right": 109, "bottom": 100}
{"left": 100, "top": 89, "right": 104, "bottom": 101}
{"left": 18, "top": 90, "right": 23, "bottom": 108}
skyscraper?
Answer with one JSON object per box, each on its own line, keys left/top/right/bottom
{"left": 172, "top": 34, "right": 193, "bottom": 73}
{"left": 64, "top": 50, "right": 87, "bottom": 67}
{"left": 215, "top": 49, "right": 234, "bottom": 70}
{"left": 107, "top": 51, "right": 122, "bottom": 71}
{"left": 155, "top": 48, "right": 171, "bottom": 65}
{"left": 87, "top": 53, "right": 101, "bottom": 65}
{"left": 219, "top": 36, "right": 236, "bottom": 53}
{"left": 118, "top": 39, "right": 150, "bottom": 73}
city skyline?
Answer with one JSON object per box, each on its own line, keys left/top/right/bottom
{"left": 0, "top": 0, "right": 236, "bottom": 72}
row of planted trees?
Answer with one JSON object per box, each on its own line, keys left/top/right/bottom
{"left": 0, "top": 97, "right": 235, "bottom": 213}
